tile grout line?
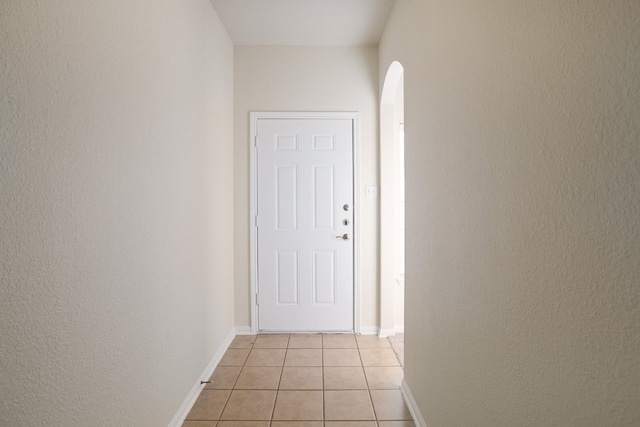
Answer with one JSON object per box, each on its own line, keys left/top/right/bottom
{"left": 360, "top": 336, "right": 390, "bottom": 423}
{"left": 360, "top": 337, "right": 380, "bottom": 422}
{"left": 322, "top": 333, "right": 325, "bottom": 423}
{"left": 269, "top": 334, "right": 289, "bottom": 422}
{"left": 217, "top": 337, "right": 254, "bottom": 423}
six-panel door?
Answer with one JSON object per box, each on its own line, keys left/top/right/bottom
{"left": 256, "top": 118, "right": 354, "bottom": 331}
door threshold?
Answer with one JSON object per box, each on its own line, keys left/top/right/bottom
{"left": 257, "top": 330, "right": 355, "bottom": 334}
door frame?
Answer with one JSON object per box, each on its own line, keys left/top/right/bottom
{"left": 249, "top": 112, "right": 360, "bottom": 334}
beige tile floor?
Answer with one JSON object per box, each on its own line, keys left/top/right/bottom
{"left": 388, "top": 333, "right": 404, "bottom": 368}
{"left": 184, "top": 334, "right": 414, "bottom": 427}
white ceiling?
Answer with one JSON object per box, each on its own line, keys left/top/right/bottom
{"left": 210, "top": 0, "right": 396, "bottom": 46}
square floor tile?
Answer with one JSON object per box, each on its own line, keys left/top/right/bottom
{"left": 272, "top": 390, "right": 323, "bottom": 420}
{"left": 323, "top": 334, "right": 357, "bottom": 348}
{"left": 245, "top": 349, "right": 286, "bottom": 366}
{"left": 324, "top": 390, "right": 375, "bottom": 421}
{"left": 323, "top": 367, "right": 367, "bottom": 389}
{"left": 279, "top": 366, "right": 322, "bottom": 390}
{"left": 356, "top": 335, "right": 391, "bottom": 348}
{"left": 284, "top": 349, "right": 322, "bottom": 366}
{"left": 288, "top": 334, "right": 323, "bottom": 349}
{"left": 229, "top": 335, "right": 256, "bottom": 349}
{"left": 186, "top": 390, "right": 231, "bottom": 420}
{"left": 359, "top": 348, "right": 400, "bottom": 367}
{"left": 323, "top": 349, "right": 362, "bottom": 366}
{"left": 363, "top": 367, "right": 404, "bottom": 389}
{"left": 219, "top": 349, "right": 250, "bottom": 366}
{"left": 377, "top": 422, "right": 416, "bottom": 427}
{"left": 235, "top": 366, "right": 282, "bottom": 389}
{"left": 253, "top": 334, "right": 289, "bottom": 348}
{"left": 220, "top": 390, "right": 276, "bottom": 421}
{"left": 370, "top": 390, "right": 412, "bottom": 420}
{"left": 205, "top": 366, "right": 241, "bottom": 390}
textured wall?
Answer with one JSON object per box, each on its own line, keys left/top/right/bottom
{"left": 233, "top": 46, "right": 380, "bottom": 330}
{"left": 0, "top": 1, "right": 235, "bottom": 425}
{"left": 379, "top": 0, "right": 640, "bottom": 425}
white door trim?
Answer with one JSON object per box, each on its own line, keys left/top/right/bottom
{"left": 249, "top": 112, "right": 360, "bottom": 334}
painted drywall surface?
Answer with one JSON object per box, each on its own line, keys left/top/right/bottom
{"left": 0, "top": 1, "right": 234, "bottom": 425}
{"left": 234, "top": 46, "right": 379, "bottom": 330}
{"left": 380, "top": 0, "right": 640, "bottom": 426}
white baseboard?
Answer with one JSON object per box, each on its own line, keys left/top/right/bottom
{"left": 359, "top": 327, "right": 405, "bottom": 337}
{"left": 359, "top": 326, "right": 379, "bottom": 335}
{"left": 235, "top": 325, "right": 253, "bottom": 335}
{"left": 400, "top": 379, "right": 428, "bottom": 427}
{"left": 168, "top": 328, "right": 237, "bottom": 427}
{"left": 378, "top": 328, "right": 396, "bottom": 338}
{"left": 236, "top": 325, "right": 393, "bottom": 336}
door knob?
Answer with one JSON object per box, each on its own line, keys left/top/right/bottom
{"left": 336, "top": 233, "right": 350, "bottom": 241}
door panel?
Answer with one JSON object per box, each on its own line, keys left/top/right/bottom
{"left": 256, "top": 118, "right": 354, "bottom": 331}
{"left": 313, "top": 166, "right": 335, "bottom": 229}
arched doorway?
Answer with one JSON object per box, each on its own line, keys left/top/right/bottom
{"left": 380, "top": 61, "right": 404, "bottom": 337}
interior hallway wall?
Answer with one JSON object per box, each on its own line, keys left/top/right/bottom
{"left": 234, "top": 46, "right": 380, "bottom": 331}
{"left": 0, "top": 1, "right": 235, "bottom": 425}
{"left": 379, "top": 1, "right": 640, "bottom": 425}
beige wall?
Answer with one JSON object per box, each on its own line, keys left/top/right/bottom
{"left": 0, "top": 1, "right": 235, "bottom": 425}
{"left": 380, "top": 1, "right": 640, "bottom": 426}
{"left": 234, "top": 46, "right": 380, "bottom": 330}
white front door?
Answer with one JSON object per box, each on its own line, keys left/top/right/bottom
{"left": 255, "top": 116, "right": 354, "bottom": 331}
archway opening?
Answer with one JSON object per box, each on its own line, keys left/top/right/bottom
{"left": 380, "top": 61, "right": 404, "bottom": 337}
